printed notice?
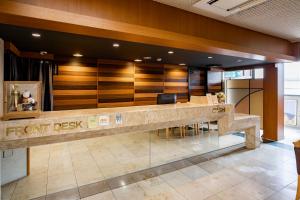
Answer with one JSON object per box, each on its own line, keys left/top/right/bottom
{"left": 115, "top": 113, "right": 122, "bottom": 125}
{"left": 87, "top": 116, "right": 97, "bottom": 128}
{"left": 98, "top": 115, "right": 110, "bottom": 126}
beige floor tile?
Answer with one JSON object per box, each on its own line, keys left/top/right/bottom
{"left": 160, "top": 170, "right": 193, "bottom": 188}
{"left": 216, "top": 186, "right": 258, "bottom": 200}
{"left": 1, "top": 182, "right": 17, "bottom": 200}
{"left": 175, "top": 180, "right": 215, "bottom": 200}
{"left": 46, "top": 171, "right": 77, "bottom": 194}
{"left": 179, "top": 165, "right": 209, "bottom": 180}
{"left": 81, "top": 191, "right": 116, "bottom": 200}
{"left": 112, "top": 183, "right": 145, "bottom": 200}
{"left": 234, "top": 179, "right": 275, "bottom": 200}
{"left": 204, "top": 195, "right": 222, "bottom": 200}
{"left": 74, "top": 166, "right": 105, "bottom": 186}
{"left": 12, "top": 176, "right": 47, "bottom": 200}
{"left": 198, "top": 160, "right": 225, "bottom": 174}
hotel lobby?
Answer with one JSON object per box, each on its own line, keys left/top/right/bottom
{"left": 0, "top": 0, "right": 300, "bottom": 200}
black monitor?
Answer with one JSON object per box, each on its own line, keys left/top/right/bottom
{"left": 157, "top": 94, "right": 177, "bottom": 105}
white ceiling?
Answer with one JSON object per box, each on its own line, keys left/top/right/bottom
{"left": 153, "top": 0, "right": 300, "bottom": 42}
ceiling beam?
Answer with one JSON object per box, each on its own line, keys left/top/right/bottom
{"left": 0, "top": 1, "right": 296, "bottom": 63}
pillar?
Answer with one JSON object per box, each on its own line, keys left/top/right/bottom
{"left": 0, "top": 38, "right": 4, "bottom": 198}
{"left": 262, "top": 63, "right": 284, "bottom": 141}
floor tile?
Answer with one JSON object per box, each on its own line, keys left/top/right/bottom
{"left": 112, "top": 183, "right": 145, "bottom": 200}
{"left": 79, "top": 180, "right": 110, "bottom": 199}
{"left": 81, "top": 191, "right": 116, "bottom": 200}
{"left": 179, "top": 165, "right": 209, "bottom": 180}
{"left": 45, "top": 188, "right": 80, "bottom": 200}
{"left": 198, "top": 160, "right": 225, "bottom": 174}
{"left": 160, "top": 170, "right": 193, "bottom": 188}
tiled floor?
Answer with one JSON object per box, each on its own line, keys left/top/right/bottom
{"left": 2, "top": 129, "right": 244, "bottom": 200}
{"left": 15, "top": 142, "right": 295, "bottom": 200}
{"left": 85, "top": 143, "right": 297, "bottom": 200}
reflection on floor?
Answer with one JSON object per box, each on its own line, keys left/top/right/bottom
{"left": 279, "top": 126, "right": 300, "bottom": 146}
{"left": 2, "top": 129, "right": 244, "bottom": 200}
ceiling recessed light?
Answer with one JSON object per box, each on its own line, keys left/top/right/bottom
{"left": 143, "top": 56, "right": 152, "bottom": 60}
{"left": 40, "top": 51, "right": 47, "bottom": 55}
{"left": 208, "top": 56, "right": 213, "bottom": 59}
{"left": 179, "top": 63, "right": 186, "bottom": 66}
{"left": 134, "top": 59, "right": 142, "bottom": 62}
{"left": 168, "top": 51, "right": 174, "bottom": 54}
{"left": 73, "top": 53, "right": 83, "bottom": 57}
{"left": 32, "top": 33, "right": 41, "bottom": 38}
{"left": 113, "top": 43, "right": 120, "bottom": 48}
{"left": 156, "top": 58, "right": 162, "bottom": 62}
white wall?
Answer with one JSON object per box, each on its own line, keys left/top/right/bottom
{"left": 0, "top": 38, "right": 27, "bottom": 185}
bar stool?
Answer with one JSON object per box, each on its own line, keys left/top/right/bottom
{"left": 293, "top": 140, "right": 300, "bottom": 200}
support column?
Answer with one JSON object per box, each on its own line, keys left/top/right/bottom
{"left": 0, "top": 38, "right": 4, "bottom": 198}
{"left": 263, "top": 63, "right": 284, "bottom": 141}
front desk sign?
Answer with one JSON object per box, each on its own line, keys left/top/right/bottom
{"left": 6, "top": 124, "right": 51, "bottom": 137}
{"left": 98, "top": 115, "right": 110, "bottom": 126}
{"left": 5, "top": 120, "right": 84, "bottom": 138}
{"left": 54, "top": 121, "right": 83, "bottom": 131}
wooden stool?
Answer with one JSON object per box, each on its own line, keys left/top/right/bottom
{"left": 293, "top": 140, "right": 300, "bottom": 200}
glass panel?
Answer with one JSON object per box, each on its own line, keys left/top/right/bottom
{"left": 284, "top": 99, "right": 297, "bottom": 126}
{"left": 254, "top": 68, "right": 264, "bottom": 79}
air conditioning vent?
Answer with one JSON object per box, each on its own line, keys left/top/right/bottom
{"left": 193, "top": 0, "right": 268, "bottom": 17}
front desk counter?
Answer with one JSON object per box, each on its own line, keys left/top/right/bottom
{"left": 0, "top": 103, "right": 260, "bottom": 150}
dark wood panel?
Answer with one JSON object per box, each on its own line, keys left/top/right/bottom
{"left": 53, "top": 62, "right": 98, "bottom": 110}
{"left": 98, "top": 60, "right": 134, "bottom": 108}
{"left": 207, "top": 70, "right": 222, "bottom": 94}
{"left": 134, "top": 63, "right": 164, "bottom": 105}
{"left": 164, "top": 64, "right": 188, "bottom": 103}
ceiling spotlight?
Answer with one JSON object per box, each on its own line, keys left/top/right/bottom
{"left": 113, "top": 43, "right": 120, "bottom": 48}
{"left": 168, "top": 51, "right": 174, "bottom": 54}
{"left": 143, "top": 56, "right": 152, "bottom": 60}
{"left": 156, "top": 58, "right": 162, "bottom": 62}
{"left": 40, "top": 51, "right": 47, "bottom": 55}
{"left": 73, "top": 53, "right": 83, "bottom": 57}
{"left": 208, "top": 56, "right": 213, "bottom": 59}
{"left": 32, "top": 33, "right": 41, "bottom": 38}
{"left": 179, "top": 63, "right": 186, "bottom": 66}
{"left": 134, "top": 59, "right": 142, "bottom": 62}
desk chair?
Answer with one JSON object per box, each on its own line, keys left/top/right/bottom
{"left": 156, "top": 94, "right": 179, "bottom": 139}
{"left": 189, "top": 95, "right": 211, "bottom": 134}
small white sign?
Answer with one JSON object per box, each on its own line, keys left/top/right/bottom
{"left": 115, "top": 113, "right": 122, "bottom": 125}
{"left": 98, "top": 115, "right": 110, "bottom": 126}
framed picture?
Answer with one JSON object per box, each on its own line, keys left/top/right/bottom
{"left": 3, "top": 81, "right": 41, "bottom": 120}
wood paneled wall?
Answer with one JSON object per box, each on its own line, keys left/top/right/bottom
{"left": 207, "top": 70, "right": 223, "bottom": 94}
{"left": 53, "top": 63, "right": 97, "bottom": 110}
{"left": 97, "top": 60, "right": 134, "bottom": 108}
{"left": 134, "top": 63, "right": 164, "bottom": 106}
{"left": 53, "top": 59, "right": 205, "bottom": 110}
{"left": 164, "top": 64, "right": 188, "bottom": 103}
{"left": 189, "top": 68, "right": 207, "bottom": 96}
